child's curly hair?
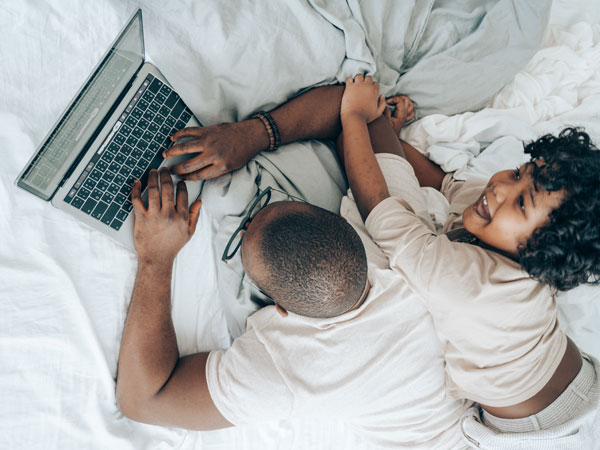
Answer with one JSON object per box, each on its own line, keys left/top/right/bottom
{"left": 518, "top": 127, "right": 600, "bottom": 291}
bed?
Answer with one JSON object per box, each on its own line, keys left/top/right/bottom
{"left": 1, "top": 1, "right": 599, "bottom": 449}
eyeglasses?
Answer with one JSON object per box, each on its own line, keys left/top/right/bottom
{"left": 221, "top": 186, "right": 306, "bottom": 262}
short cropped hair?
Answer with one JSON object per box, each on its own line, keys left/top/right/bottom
{"left": 256, "top": 204, "right": 368, "bottom": 318}
{"left": 518, "top": 127, "right": 600, "bottom": 291}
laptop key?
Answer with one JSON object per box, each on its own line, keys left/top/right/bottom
{"left": 78, "top": 187, "right": 91, "bottom": 199}
{"left": 164, "top": 91, "right": 178, "bottom": 109}
{"left": 81, "top": 198, "right": 97, "bottom": 215}
{"left": 132, "top": 166, "right": 144, "bottom": 179}
{"left": 119, "top": 165, "right": 131, "bottom": 177}
{"left": 101, "top": 203, "right": 120, "bottom": 225}
{"left": 142, "top": 90, "right": 154, "bottom": 103}
{"left": 83, "top": 178, "right": 96, "bottom": 191}
{"left": 113, "top": 134, "right": 126, "bottom": 145}
{"left": 171, "top": 100, "right": 185, "bottom": 119}
{"left": 115, "top": 193, "right": 127, "bottom": 205}
{"left": 126, "top": 135, "right": 139, "bottom": 147}
{"left": 89, "top": 169, "right": 102, "bottom": 181}
{"left": 114, "top": 174, "right": 126, "bottom": 185}
{"left": 108, "top": 163, "right": 120, "bottom": 175}
{"left": 91, "top": 201, "right": 109, "bottom": 220}
{"left": 165, "top": 116, "right": 176, "bottom": 127}
{"left": 101, "top": 151, "right": 114, "bottom": 162}
{"left": 107, "top": 183, "right": 120, "bottom": 196}
{"left": 180, "top": 111, "right": 192, "bottom": 123}
{"left": 159, "top": 84, "right": 171, "bottom": 97}
{"left": 142, "top": 131, "right": 154, "bottom": 143}
{"left": 130, "top": 107, "right": 143, "bottom": 120}
{"left": 120, "top": 124, "right": 132, "bottom": 137}
{"left": 143, "top": 110, "right": 155, "bottom": 122}
{"left": 110, "top": 219, "right": 124, "bottom": 231}
{"left": 124, "top": 157, "right": 137, "bottom": 169}
{"left": 96, "top": 160, "right": 109, "bottom": 172}
{"left": 124, "top": 115, "right": 138, "bottom": 129}
{"left": 108, "top": 142, "right": 121, "bottom": 153}
{"left": 71, "top": 197, "right": 85, "bottom": 209}
{"left": 101, "top": 203, "right": 121, "bottom": 225}
{"left": 102, "top": 171, "right": 116, "bottom": 183}
{"left": 90, "top": 189, "right": 103, "bottom": 201}
{"left": 102, "top": 192, "right": 114, "bottom": 204}
{"left": 148, "top": 102, "right": 160, "bottom": 113}
{"left": 148, "top": 78, "right": 162, "bottom": 94}
{"left": 116, "top": 209, "right": 129, "bottom": 221}
{"left": 155, "top": 92, "right": 167, "bottom": 104}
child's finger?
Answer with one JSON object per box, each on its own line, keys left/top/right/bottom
{"left": 376, "top": 95, "right": 387, "bottom": 117}
{"left": 354, "top": 73, "right": 364, "bottom": 83}
{"left": 384, "top": 106, "right": 392, "bottom": 122}
{"left": 386, "top": 96, "right": 402, "bottom": 105}
{"left": 345, "top": 76, "right": 353, "bottom": 85}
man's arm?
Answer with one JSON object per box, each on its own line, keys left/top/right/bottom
{"left": 116, "top": 168, "right": 232, "bottom": 430}
{"left": 164, "top": 85, "right": 345, "bottom": 181}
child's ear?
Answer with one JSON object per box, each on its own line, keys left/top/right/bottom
{"left": 275, "top": 303, "right": 288, "bottom": 317}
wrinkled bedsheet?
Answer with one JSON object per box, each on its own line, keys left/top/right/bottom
{"left": 1, "top": 1, "right": 598, "bottom": 449}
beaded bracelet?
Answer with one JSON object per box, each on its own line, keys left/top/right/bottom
{"left": 252, "top": 110, "right": 281, "bottom": 152}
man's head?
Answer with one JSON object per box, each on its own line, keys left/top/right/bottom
{"left": 241, "top": 201, "right": 368, "bottom": 318}
{"left": 463, "top": 127, "right": 600, "bottom": 291}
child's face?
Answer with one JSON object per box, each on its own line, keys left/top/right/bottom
{"left": 462, "top": 162, "right": 564, "bottom": 256}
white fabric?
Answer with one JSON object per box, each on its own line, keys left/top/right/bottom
{"left": 1, "top": 1, "right": 599, "bottom": 450}
{"left": 206, "top": 267, "right": 468, "bottom": 449}
{"left": 461, "top": 354, "right": 600, "bottom": 450}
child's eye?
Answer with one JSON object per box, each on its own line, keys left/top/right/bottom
{"left": 519, "top": 196, "right": 526, "bottom": 213}
{"left": 514, "top": 167, "right": 521, "bottom": 180}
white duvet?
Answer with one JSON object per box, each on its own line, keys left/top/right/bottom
{"left": 1, "top": 1, "right": 599, "bottom": 449}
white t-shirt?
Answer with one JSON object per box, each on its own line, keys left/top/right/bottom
{"left": 205, "top": 160, "right": 469, "bottom": 448}
{"left": 364, "top": 154, "right": 566, "bottom": 407}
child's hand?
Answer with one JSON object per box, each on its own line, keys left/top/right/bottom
{"left": 341, "top": 74, "right": 387, "bottom": 123}
{"left": 384, "top": 96, "right": 415, "bottom": 135}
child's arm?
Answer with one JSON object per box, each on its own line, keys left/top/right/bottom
{"left": 340, "top": 75, "right": 389, "bottom": 220}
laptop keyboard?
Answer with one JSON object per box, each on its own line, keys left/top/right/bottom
{"left": 64, "top": 73, "right": 193, "bottom": 231}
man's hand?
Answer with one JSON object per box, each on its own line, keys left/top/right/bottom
{"left": 131, "top": 168, "right": 202, "bottom": 263}
{"left": 163, "top": 120, "right": 268, "bottom": 181}
{"left": 340, "top": 74, "right": 386, "bottom": 124}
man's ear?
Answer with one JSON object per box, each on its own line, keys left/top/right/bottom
{"left": 275, "top": 303, "right": 288, "bottom": 317}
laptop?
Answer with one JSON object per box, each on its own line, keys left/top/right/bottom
{"left": 15, "top": 9, "right": 203, "bottom": 250}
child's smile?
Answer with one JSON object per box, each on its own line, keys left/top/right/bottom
{"left": 462, "top": 162, "right": 565, "bottom": 257}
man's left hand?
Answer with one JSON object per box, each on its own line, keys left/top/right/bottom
{"left": 131, "top": 168, "right": 202, "bottom": 264}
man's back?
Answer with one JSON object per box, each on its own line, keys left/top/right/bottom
{"left": 206, "top": 266, "right": 468, "bottom": 449}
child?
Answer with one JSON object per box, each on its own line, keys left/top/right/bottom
{"left": 338, "top": 74, "right": 600, "bottom": 447}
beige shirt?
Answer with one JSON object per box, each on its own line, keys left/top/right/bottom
{"left": 206, "top": 246, "right": 467, "bottom": 447}
{"left": 364, "top": 154, "right": 567, "bottom": 407}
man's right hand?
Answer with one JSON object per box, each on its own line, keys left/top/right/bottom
{"left": 163, "top": 119, "right": 268, "bottom": 181}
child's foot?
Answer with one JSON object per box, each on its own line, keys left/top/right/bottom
{"left": 384, "top": 96, "right": 415, "bottom": 135}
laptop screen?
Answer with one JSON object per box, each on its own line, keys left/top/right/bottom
{"left": 18, "top": 10, "right": 144, "bottom": 200}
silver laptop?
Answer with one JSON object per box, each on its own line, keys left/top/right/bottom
{"left": 15, "top": 9, "right": 202, "bottom": 250}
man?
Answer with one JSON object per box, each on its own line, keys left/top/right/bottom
{"left": 116, "top": 168, "right": 467, "bottom": 448}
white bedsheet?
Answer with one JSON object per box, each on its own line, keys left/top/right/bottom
{"left": 1, "top": 1, "right": 599, "bottom": 449}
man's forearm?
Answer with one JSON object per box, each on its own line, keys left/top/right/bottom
{"left": 245, "top": 85, "right": 345, "bottom": 154}
{"left": 116, "top": 259, "right": 178, "bottom": 411}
